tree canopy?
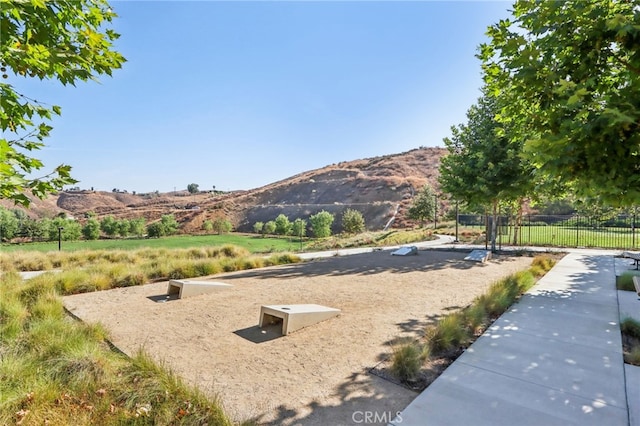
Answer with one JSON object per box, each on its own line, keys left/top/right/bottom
{"left": 341, "top": 208, "right": 365, "bottom": 234}
{"left": 1, "top": 0, "right": 125, "bottom": 206}
{"left": 439, "top": 92, "right": 536, "bottom": 251}
{"left": 439, "top": 93, "right": 534, "bottom": 208}
{"left": 187, "top": 183, "right": 199, "bottom": 194}
{"left": 480, "top": 0, "right": 640, "bottom": 206}
{"left": 407, "top": 184, "right": 436, "bottom": 227}
{"left": 309, "top": 210, "right": 334, "bottom": 238}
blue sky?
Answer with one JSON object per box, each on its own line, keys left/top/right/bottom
{"left": 13, "top": 1, "right": 512, "bottom": 194}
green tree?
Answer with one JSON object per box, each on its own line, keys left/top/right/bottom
{"left": 146, "top": 214, "right": 178, "bottom": 238}
{"left": 538, "top": 198, "right": 576, "bottom": 216}
{"left": 29, "top": 217, "right": 49, "bottom": 241}
{"left": 253, "top": 221, "right": 264, "bottom": 236}
{"left": 480, "top": 0, "right": 640, "bottom": 206}
{"left": 263, "top": 220, "right": 276, "bottom": 235}
{"left": 292, "top": 218, "right": 307, "bottom": 241}
{"left": 0, "top": 206, "right": 19, "bottom": 241}
{"left": 439, "top": 93, "right": 535, "bottom": 251}
{"left": 341, "top": 208, "right": 365, "bottom": 234}
{"left": 146, "top": 222, "right": 164, "bottom": 238}
{"left": 274, "top": 214, "right": 292, "bottom": 236}
{"left": 212, "top": 217, "right": 232, "bottom": 234}
{"left": 187, "top": 183, "right": 199, "bottom": 194}
{"left": 202, "top": 220, "right": 214, "bottom": 233}
{"left": 116, "top": 219, "right": 130, "bottom": 237}
{"left": 407, "top": 185, "right": 436, "bottom": 227}
{"left": 309, "top": 210, "right": 334, "bottom": 238}
{"left": 1, "top": 0, "right": 126, "bottom": 206}
{"left": 129, "top": 217, "right": 146, "bottom": 237}
{"left": 49, "top": 217, "right": 81, "bottom": 241}
{"left": 574, "top": 198, "right": 622, "bottom": 227}
{"left": 81, "top": 218, "right": 101, "bottom": 240}
{"left": 100, "top": 215, "right": 118, "bottom": 237}
{"left": 160, "top": 214, "right": 179, "bottom": 235}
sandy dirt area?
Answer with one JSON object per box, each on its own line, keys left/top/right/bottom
{"left": 62, "top": 249, "right": 533, "bottom": 425}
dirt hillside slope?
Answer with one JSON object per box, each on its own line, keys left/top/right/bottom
{"left": 4, "top": 147, "right": 448, "bottom": 233}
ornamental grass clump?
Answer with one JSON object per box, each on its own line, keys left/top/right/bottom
{"left": 0, "top": 268, "right": 234, "bottom": 425}
{"left": 627, "top": 347, "right": 640, "bottom": 366}
{"left": 7, "top": 251, "right": 52, "bottom": 272}
{"left": 264, "top": 253, "right": 301, "bottom": 266}
{"left": 621, "top": 317, "right": 640, "bottom": 339}
{"left": 390, "top": 343, "right": 424, "bottom": 384}
{"left": 53, "top": 269, "right": 96, "bottom": 295}
{"left": 479, "top": 277, "right": 520, "bottom": 318}
{"left": 3, "top": 245, "right": 300, "bottom": 296}
{"left": 462, "top": 303, "right": 488, "bottom": 336}
{"left": 414, "top": 254, "right": 558, "bottom": 385}
{"left": 621, "top": 317, "right": 640, "bottom": 366}
{"left": 529, "top": 254, "right": 557, "bottom": 278}
{"left": 116, "top": 351, "right": 233, "bottom": 425}
{"left": 426, "top": 313, "right": 471, "bottom": 354}
{"left": 617, "top": 271, "right": 640, "bottom": 292}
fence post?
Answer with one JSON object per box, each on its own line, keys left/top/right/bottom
{"left": 634, "top": 209, "right": 637, "bottom": 249}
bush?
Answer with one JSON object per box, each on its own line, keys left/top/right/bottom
{"left": 479, "top": 278, "right": 518, "bottom": 318}
{"left": 621, "top": 317, "right": 640, "bottom": 339}
{"left": 426, "top": 313, "right": 470, "bottom": 354}
{"left": 114, "top": 272, "right": 147, "bottom": 288}
{"left": 514, "top": 270, "right": 536, "bottom": 293}
{"left": 390, "top": 343, "right": 423, "bottom": 383}
{"left": 626, "top": 347, "right": 640, "bottom": 366}
{"left": 531, "top": 255, "right": 556, "bottom": 272}
{"left": 617, "top": 271, "right": 640, "bottom": 292}
{"left": 342, "top": 208, "right": 366, "bottom": 234}
{"left": 0, "top": 272, "right": 234, "bottom": 425}
{"left": 462, "top": 303, "right": 488, "bottom": 335}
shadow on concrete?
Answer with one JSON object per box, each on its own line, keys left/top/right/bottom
{"left": 390, "top": 253, "right": 629, "bottom": 426}
{"left": 249, "top": 370, "right": 414, "bottom": 426}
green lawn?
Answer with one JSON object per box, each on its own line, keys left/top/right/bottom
{"left": 4, "top": 225, "right": 638, "bottom": 254}
{"left": 0, "top": 233, "right": 305, "bottom": 254}
{"left": 497, "top": 226, "right": 639, "bottom": 249}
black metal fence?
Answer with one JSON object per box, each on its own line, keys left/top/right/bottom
{"left": 457, "top": 214, "right": 639, "bottom": 250}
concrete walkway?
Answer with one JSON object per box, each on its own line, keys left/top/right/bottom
{"left": 391, "top": 252, "right": 638, "bottom": 426}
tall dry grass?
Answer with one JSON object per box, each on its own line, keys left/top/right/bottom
{"left": 4, "top": 245, "right": 300, "bottom": 296}
{"left": 1, "top": 268, "right": 236, "bottom": 425}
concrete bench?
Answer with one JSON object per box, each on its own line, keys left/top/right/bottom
{"left": 633, "top": 276, "right": 640, "bottom": 297}
{"left": 259, "top": 304, "right": 341, "bottom": 335}
{"left": 167, "top": 280, "right": 233, "bottom": 299}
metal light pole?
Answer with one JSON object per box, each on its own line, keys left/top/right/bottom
{"left": 58, "top": 226, "right": 64, "bottom": 251}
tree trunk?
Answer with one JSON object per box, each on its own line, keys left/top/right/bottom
{"left": 490, "top": 200, "right": 498, "bottom": 252}
{"left": 512, "top": 200, "right": 524, "bottom": 245}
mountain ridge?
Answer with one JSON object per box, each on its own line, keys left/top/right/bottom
{"left": 2, "top": 147, "right": 448, "bottom": 233}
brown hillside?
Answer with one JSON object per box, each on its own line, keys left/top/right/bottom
{"left": 7, "top": 147, "right": 448, "bottom": 233}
